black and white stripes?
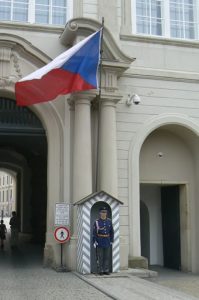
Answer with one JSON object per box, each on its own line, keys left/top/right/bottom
{"left": 76, "top": 191, "right": 121, "bottom": 274}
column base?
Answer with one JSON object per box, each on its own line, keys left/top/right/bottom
{"left": 128, "top": 256, "right": 148, "bottom": 269}
{"left": 65, "top": 237, "right": 77, "bottom": 271}
{"left": 119, "top": 237, "right": 129, "bottom": 270}
{"left": 43, "top": 234, "right": 78, "bottom": 271}
{"left": 43, "top": 244, "right": 56, "bottom": 268}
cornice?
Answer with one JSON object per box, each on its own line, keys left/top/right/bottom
{"left": 0, "top": 21, "right": 64, "bottom": 34}
{"left": 62, "top": 18, "right": 135, "bottom": 68}
{"left": 0, "top": 33, "right": 51, "bottom": 65}
{"left": 123, "top": 67, "right": 199, "bottom": 83}
{"left": 120, "top": 34, "right": 199, "bottom": 49}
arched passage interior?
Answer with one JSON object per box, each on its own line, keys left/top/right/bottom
{"left": 0, "top": 97, "right": 47, "bottom": 254}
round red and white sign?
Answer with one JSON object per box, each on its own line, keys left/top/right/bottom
{"left": 54, "top": 226, "right": 70, "bottom": 243}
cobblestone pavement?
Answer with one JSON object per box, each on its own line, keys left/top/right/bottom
{"left": 149, "top": 266, "right": 199, "bottom": 299}
{"left": 0, "top": 227, "right": 111, "bottom": 300}
{"left": 0, "top": 267, "right": 112, "bottom": 300}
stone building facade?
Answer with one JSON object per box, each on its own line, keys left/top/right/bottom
{"left": 0, "top": 0, "right": 199, "bottom": 273}
{"left": 0, "top": 171, "right": 16, "bottom": 217}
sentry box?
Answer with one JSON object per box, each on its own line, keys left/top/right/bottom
{"left": 74, "top": 190, "right": 123, "bottom": 274}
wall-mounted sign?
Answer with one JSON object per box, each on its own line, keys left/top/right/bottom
{"left": 55, "top": 203, "right": 70, "bottom": 226}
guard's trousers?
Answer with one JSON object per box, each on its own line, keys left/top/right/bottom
{"left": 97, "top": 247, "right": 111, "bottom": 273}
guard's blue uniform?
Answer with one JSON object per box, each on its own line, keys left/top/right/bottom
{"left": 93, "top": 218, "right": 114, "bottom": 247}
{"left": 93, "top": 217, "right": 114, "bottom": 274}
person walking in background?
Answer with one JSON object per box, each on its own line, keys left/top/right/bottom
{"left": 9, "top": 211, "right": 19, "bottom": 249}
{"left": 93, "top": 207, "right": 114, "bottom": 275}
{"left": 0, "top": 220, "right": 7, "bottom": 249}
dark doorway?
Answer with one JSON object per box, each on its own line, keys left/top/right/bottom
{"left": 0, "top": 98, "right": 47, "bottom": 252}
{"left": 140, "top": 201, "right": 150, "bottom": 264}
{"left": 161, "top": 185, "right": 181, "bottom": 270}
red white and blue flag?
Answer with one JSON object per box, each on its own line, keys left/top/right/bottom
{"left": 15, "top": 29, "right": 102, "bottom": 106}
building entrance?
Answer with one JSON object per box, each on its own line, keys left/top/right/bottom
{"left": 0, "top": 98, "right": 47, "bottom": 259}
{"left": 161, "top": 185, "right": 181, "bottom": 270}
{"left": 140, "top": 184, "right": 181, "bottom": 271}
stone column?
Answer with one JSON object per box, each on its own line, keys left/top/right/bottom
{"left": 98, "top": 98, "right": 119, "bottom": 198}
{"left": 68, "top": 92, "right": 93, "bottom": 270}
{"left": 73, "top": 93, "right": 93, "bottom": 203}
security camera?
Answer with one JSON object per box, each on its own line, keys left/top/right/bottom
{"left": 132, "top": 94, "right": 141, "bottom": 105}
{"left": 126, "top": 94, "right": 141, "bottom": 106}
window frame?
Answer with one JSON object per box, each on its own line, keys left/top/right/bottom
{"left": 0, "top": 0, "right": 73, "bottom": 26}
{"left": 135, "top": 0, "right": 164, "bottom": 36}
{"left": 132, "top": 0, "right": 199, "bottom": 40}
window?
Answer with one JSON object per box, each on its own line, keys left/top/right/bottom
{"left": 0, "top": 0, "right": 72, "bottom": 25}
{"left": 134, "top": 0, "right": 198, "bottom": 39}
{"left": 136, "top": 0, "right": 163, "bottom": 36}
{"left": 170, "top": 0, "right": 196, "bottom": 39}
{"left": 35, "top": 0, "right": 67, "bottom": 25}
{"left": 0, "top": 0, "right": 29, "bottom": 22}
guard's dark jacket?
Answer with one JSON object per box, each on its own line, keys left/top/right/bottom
{"left": 93, "top": 218, "right": 114, "bottom": 248}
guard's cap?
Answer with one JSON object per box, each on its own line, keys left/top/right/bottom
{"left": 99, "top": 207, "right": 108, "bottom": 213}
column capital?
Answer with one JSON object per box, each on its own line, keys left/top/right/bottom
{"left": 67, "top": 97, "right": 75, "bottom": 111}
{"left": 68, "top": 91, "right": 97, "bottom": 110}
{"left": 96, "top": 93, "right": 122, "bottom": 108}
{"left": 70, "top": 90, "right": 97, "bottom": 103}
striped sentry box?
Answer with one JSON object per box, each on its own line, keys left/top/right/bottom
{"left": 75, "top": 191, "right": 123, "bottom": 274}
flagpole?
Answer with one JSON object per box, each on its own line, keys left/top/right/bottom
{"left": 99, "top": 17, "right": 104, "bottom": 99}
{"left": 95, "top": 18, "right": 104, "bottom": 192}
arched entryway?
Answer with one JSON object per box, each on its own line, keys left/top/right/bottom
{"left": 129, "top": 114, "right": 199, "bottom": 273}
{"left": 139, "top": 126, "right": 196, "bottom": 271}
{"left": 0, "top": 97, "right": 47, "bottom": 260}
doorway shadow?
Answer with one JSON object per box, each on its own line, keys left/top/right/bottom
{"left": 0, "top": 228, "right": 43, "bottom": 269}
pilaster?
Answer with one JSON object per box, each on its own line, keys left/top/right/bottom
{"left": 120, "top": 0, "right": 133, "bottom": 35}
{"left": 98, "top": 95, "right": 121, "bottom": 199}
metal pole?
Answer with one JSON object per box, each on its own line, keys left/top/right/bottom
{"left": 61, "top": 243, "right": 63, "bottom": 268}
{"left": 98, "top": 17, "right": 104, "bottom": 99}
{"left": 95, "top": 17, "right": 105, "bottom": 192}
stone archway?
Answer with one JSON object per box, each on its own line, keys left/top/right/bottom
{"left": 0, "top": 36, "right": 65, "bottom": 266}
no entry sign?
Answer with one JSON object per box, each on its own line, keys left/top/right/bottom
{"left": 54, "top": 226, "right": 70, "bottom": 243}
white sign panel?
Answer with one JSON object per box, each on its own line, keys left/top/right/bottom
{"left": 55, "top": 203, "right": 70, "bottom": 226}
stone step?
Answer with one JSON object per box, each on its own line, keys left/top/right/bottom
{"left": 76, "top": 271, "right": 198, "bottom": 300}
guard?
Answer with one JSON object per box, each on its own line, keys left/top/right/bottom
{"left": 93, "top": 206, "right": 114, "bottom": 275}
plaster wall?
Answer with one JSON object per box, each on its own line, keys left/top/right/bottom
{"left": 140, "top": 185, "right": 163, "bottom": 266}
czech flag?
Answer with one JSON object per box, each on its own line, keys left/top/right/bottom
{"left": 15, "top": 29, "right": 102, "bottom": 106}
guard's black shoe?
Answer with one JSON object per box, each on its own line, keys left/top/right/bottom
{"left": 103, "top": 272, "right": 110, "bottom": 275}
